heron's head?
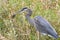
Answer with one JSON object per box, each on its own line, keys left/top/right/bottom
{"left": 20, "top": 7, "right": 32, "bottom": 16}
{"left": 12, "top": 7, "right": 32, "bottom": 18}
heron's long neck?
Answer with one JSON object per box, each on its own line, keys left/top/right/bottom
{"left": 25, "top": 15, "right": 34, "bottom": 26}
{"left": 25, "top": 15, "right": 32, "bottom": 22}
{"left": 25, "top": 9, "right": 34, "bottom": 26}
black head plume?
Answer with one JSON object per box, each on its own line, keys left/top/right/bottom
{"left": 21, "top": 7, "right": 28, "bottom": 11}
{"left": 20, "top": 7, "right": 32, "bottom": 16}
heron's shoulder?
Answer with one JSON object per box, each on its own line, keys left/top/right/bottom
{"left": 34, "top": 16, "right": 43, "bottom": 20}
{"left": 34, "top": 16, "right": 49, "bottom": 24}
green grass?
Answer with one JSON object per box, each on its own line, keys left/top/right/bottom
{"left": 0, "top": 0, "right": 60, "bottom": 40}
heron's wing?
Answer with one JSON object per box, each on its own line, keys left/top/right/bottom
{"left": 34, "top": 16, "right": 58, "bottom": 38}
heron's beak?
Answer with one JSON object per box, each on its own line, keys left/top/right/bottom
{"left": 11, "top": 7, "right": 27, "bottom": 18}
{"left": 11, "top": 10, "right": 23, "bottom": 18}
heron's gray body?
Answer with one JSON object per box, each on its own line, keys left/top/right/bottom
{"left": 25, "top": 15, "right": 58, "bottom": 39}
{"left": 12, "top": 7, "right": 58, "bottom": 39}
{"left": 34, "top": 16, "right": 58, "bottom": 38}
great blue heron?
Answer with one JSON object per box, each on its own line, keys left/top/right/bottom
{"left": 12, "top": 7, "right": 58, "bottom": 39}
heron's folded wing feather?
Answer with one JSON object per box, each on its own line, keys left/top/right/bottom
{"left": 34, "top": 16, "right": 57, "bottom": 34}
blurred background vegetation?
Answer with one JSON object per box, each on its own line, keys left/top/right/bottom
{"left": 0, "top": 0, "right": 60, "bottom": 40}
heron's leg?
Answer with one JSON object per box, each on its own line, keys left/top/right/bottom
{"left": 37, "top": 31, "right": 40, "bottom": 40}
